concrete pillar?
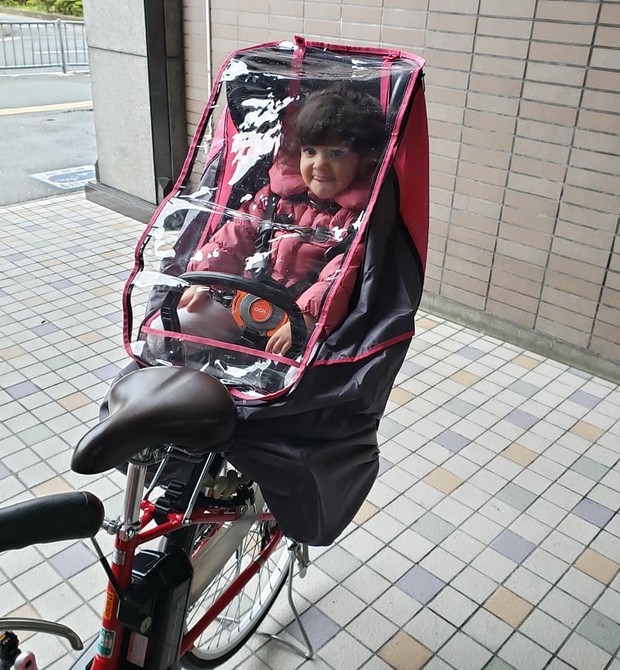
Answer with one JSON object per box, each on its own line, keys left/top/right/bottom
{"left": 83, "top": 0, "right": 186, "bottom": 222}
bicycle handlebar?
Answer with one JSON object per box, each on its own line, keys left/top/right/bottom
{"left": 0, "top": 492, "right": 104, "bottom": 553}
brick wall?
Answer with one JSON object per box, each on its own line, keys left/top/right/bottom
{"left": 182, "top": 0, "right": 620, "bottom": 379}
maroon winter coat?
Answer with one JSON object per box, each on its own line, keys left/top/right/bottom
{"left": 187, "top": 158, "right": 370, "bottom": 334}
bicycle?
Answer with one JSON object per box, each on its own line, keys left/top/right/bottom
{"left": 0, "top": 365, "right": 314, "bottom": 670}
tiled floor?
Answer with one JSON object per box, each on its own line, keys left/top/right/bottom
{"left": 1, "top": 193, "right": 620, "bottom": 669}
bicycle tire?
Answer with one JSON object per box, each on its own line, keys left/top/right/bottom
{"left": 181, "top": 508, "right": 292, "bottom": 668}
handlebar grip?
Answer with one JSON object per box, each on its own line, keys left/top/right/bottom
{"left": 0, "top": 492, "right": 104, "bottom": 553}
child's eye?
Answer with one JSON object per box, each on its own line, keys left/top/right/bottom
{"left": 302, "top": 147, "right": 316, "bottom": 156}
{"left": 330, "top": 149, "right": 346, "bottom": 159}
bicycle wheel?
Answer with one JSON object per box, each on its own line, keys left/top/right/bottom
{"left": 181, "top": 496, "right": 293, "bottom": 668}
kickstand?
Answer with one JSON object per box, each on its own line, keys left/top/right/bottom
{"left": 258, "top": 542, "right": 314, "bottom": 660}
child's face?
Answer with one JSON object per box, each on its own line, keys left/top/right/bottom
{"left": 299, "top": 144, "right": 361, "bottom": 201}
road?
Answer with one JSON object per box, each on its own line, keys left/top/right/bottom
{"left": 0, "top": 71, "right": 95, "bottom": 205}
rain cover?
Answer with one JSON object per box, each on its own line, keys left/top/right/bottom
{"left": 122, "top": 37, "right": 428, "bottom": 543}
{"left": 124, "top": 37, "right": 427, "bottom": 403}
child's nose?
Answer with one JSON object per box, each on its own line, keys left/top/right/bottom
{"left": 314, "top": 152, "right": 329, "bottom": 168}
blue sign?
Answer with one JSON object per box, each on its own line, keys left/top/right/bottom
{"left": 30, "top": 165, "right": 96, "bottom": 190}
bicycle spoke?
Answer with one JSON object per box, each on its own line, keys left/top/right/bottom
{"left": 182, "top": 511, "right": 291, "bottom": 668}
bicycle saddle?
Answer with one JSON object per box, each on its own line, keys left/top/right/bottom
{"left": 72, "top": 366, "right": 236, "bottom": 474}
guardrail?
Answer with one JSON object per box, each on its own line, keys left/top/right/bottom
{"left": 0, "top": 19, "right": 88, "bottom": 72}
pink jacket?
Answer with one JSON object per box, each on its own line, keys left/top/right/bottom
{"left": 188, "top": 158, "right": 369, "bottom": 332}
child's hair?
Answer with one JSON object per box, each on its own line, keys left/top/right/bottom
{"left": 294, "top": 83, "right": 387, "bottom": 156}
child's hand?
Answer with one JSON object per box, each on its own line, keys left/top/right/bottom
{"left": 265, "top": 314, "right": 316, "bottom": 356}
{"left": 265, "top": 323, "right": 293, "bottom": 356}
{"left": 178, "top": 286, "right": 210, "bottom": 312}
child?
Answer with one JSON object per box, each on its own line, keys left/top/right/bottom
{"left": 177, "top": 83, "right": 387, "bottom": 356}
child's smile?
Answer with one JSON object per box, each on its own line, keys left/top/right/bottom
{"left": 300, "top": 144, "right": 361, "bottom": 201}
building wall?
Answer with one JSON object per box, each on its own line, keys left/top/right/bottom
{"left": 182, "top": 0, "right": 620, "bottom": 379}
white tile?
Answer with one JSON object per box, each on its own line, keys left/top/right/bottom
{"left": 451, "top": 566, "right": 498, "bottom": 604}
{"left": 557, "top": 514, "right": 600, "bottom": 545}
{"left": 438, "top": 631, "right": 492, "bottom": 670}
{"left": 526, "top": 498, "right": 568, "bottom": 527}
{"left": 504, "top": 567, "right": 552, "bottom": 605}
{"left": 441, "top": 454, "right": 480, "bottom": 480}
{"left": 383, "top": 494, "right": 426, "bottom": 526}
{"left": 539, "top": 588, "right": 589, "bottom": 628}
{"left": 347, "top": 608, "right": 398, "bottom": 651}
{"left": 31, "top": 582, "right": 83, "bottom": 620}
{"left": 422, "top": 659, "right": 454, "bottom": 670}
{"left": 462, "top": 609, "right": 512, "bottom": 652}
{"left": 479, "top": 498, "right": 521, "bottom": 526}
{"left": 316, "top": 585, "right": 366, "bottom": 626}
{"left": 458, "top": 443, "right": 495, "bottom": 467}
{"left": 471, "top": 548, "right": 517, "bottom": 583}
{"left": 459, "top": 513, "right": 503, "bottom": 544}
{"left": 508, "top": 513, "right": 552, "bottom": 545}
{"left": 398, "top": 452, "right": 436, "bottom": 478}
{"left": 519, "top": 609, "right": 570, "bottom": 653}
{"left": 451, "top": 482, "right": 492, "bottom": 510}
{"left": 541, "top": 530, "right": 585, "bottom": 563}
{"left": 19, "top": 462, "right": 56, "bottom": 488}
{"left": 366, "top": 480, "right": 400, "bottom": 507}
{"left": 342, "top": 565, "right": 391, "bottom": 605}
{"left": 440, "top": 529, "right": 485, "bottom": 563}
{"left": 420, "top": 547, "right": 466, "bottom": 582}
{"left": 429, "top": 586, "right": 477, "bottom": 627}
{"left": 468, "top": 469, "right": 508, "bottom": 495}
{"left": 545, "top": 660, "right": 578, "bottom": 670}
{"left": 498, "top": 631, "right": 551, "bottom": 670}
{"left": 486, "top": 455, "right": 523, "bottom": 480}
{"left": 523, "top": 548, "right": 569, "bottom": 585}
{"left": 594, "top": 587, "right": 620, "bottom": 625}
{"left": 432, "top": 496, "right": 474, "bottom": 527}
{"left": 557, "top": 567, "right": 606, "bottom": 606}
{"left": 0, "top": 544, "right": 45, "bottom": 579}
{"left": 14, "top": 561, "right": 63, "bottom": 601}
{"left": 367, "top": 546, "right": 414, "bottom": 583}
{"left": 390, "top": 528, "right": 435, "bottom": 563}
{"left": 512, "top": 469, "right": 552, "bottom": 496}
{"left": 558, "top": 632, "right": 612, "bottom": 670}
{"left": 405, "top": 481, "right": 445, "bottom": 509}
{"left": 589, "top": 484, "right": 620, "bottom": 511}
{"left": 372, "top": 586, "right": 423, "bottom": 627}
{"left": 558, "top": 470, "right": 596, "bottom": 496}
{"left": 363, "top": 511, "right": 408, "bottom": 544}
{"left": 404, "top": 608, "right": 456, "bottom": 652}
{"left": 0, "top": 581, "right": 26, "bottom": 615}
{"left": 319, "top": 631, "right": 372, "bottom": 670}
{"left": 591, "top": 530, "right": 620, "bottom": 563}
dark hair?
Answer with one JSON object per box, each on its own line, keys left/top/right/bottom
{"left": 294, "top": 83, "right": 387, "bottom": 156}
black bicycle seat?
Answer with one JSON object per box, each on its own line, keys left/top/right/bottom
{"left": 72, "top": 366, "right": 236, "bottom": 474}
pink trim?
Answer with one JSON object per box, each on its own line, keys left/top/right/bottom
{"left": 295, "top": 36, "right": 425, "bottom": 69}
{"left": 312, "top": 331, "right": 414, "bottom": 366}
{"left": 140, "top": 325, "right": 300, "bottom": 367}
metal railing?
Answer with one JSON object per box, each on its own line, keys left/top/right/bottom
{"left": 0, "top": 19, "right": 88, "bottom": 72}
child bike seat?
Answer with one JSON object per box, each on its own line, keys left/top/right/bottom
{"left": 72, "top": 366, "right": 236, "bottom": 474}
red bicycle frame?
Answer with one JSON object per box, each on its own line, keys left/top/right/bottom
{"left": 90, "top": 493, "right": 279, "bottom": 669}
